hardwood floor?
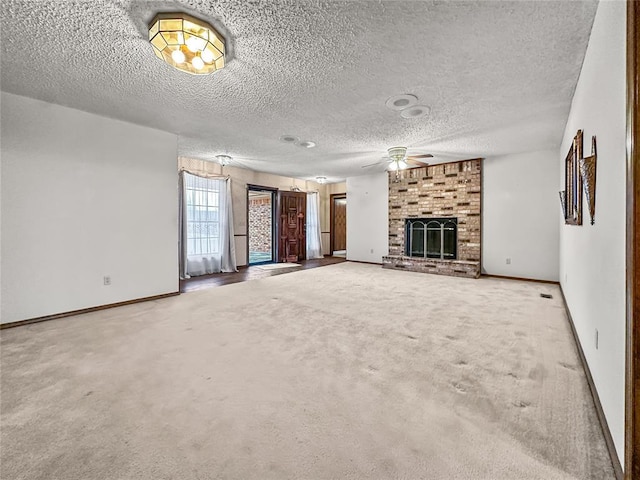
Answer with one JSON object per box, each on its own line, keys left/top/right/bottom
{"left": 180, "top": 256, "right": 346, "bottom": 293}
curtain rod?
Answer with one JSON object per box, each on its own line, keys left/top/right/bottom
{"left": 179, "top": 168, "right": 229, "bottom": 180}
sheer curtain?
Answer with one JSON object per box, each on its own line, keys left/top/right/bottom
{"left": 179, "top": 171, "right": 237, "bottom": 278}
{"left": 306, "top": 191, "right": 323, "bottom": 259}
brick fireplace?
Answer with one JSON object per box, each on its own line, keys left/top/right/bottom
{"left": 382, "top": 159, "right": 482, "bottom": 278}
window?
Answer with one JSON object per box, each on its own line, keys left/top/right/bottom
{"left": 184, "top": 172, "right": 223, "bottom": 257}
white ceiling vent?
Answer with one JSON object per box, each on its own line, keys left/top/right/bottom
{"left": 280, "top": 135, "right": 299, "bottom": 143}
{"left": 385, "top": 94, "right": 418, "bottom": 111}
{"left": 400, "top": 105, "right": 431, "bottom": 119}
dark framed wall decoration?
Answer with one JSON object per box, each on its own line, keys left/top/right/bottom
{"left": 564, "top": 129, "right": 584, "bottom": 225}
{"left": 579, "top": 136, "right": 598, "bottom": 225}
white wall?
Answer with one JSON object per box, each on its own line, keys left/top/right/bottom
{"left": 483, "top": 150, "right": 559, "bottom": 281}
{"left": 1, "top": 93, "right": 179, "bottom": 323}
{"left": 559, "top": 0, "right": 626, "bottom": 464}
{"left": 346, "top": 173, "right": 388, "bottom": 263}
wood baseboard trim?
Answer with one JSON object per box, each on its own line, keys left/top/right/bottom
{"left": 559, "top": 286, "right": 623, "bottom": 480}
{"left": 346, "top": 260, "right": 382, "bottom": 266}
{"left": 481, "top": 274, "right": 559, "bottom": 285}
{"left": 0, "top": 291, "right": 180, "bottom": 330}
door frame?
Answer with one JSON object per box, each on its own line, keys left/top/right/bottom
{"left": 626, "top": 2, "right": 639, "bottom": 478}
{"left": 330, "top": 193, "right": 347, "bottom": 255}
{"left": 246, "top": 184, "right": 278, "bottom": 266}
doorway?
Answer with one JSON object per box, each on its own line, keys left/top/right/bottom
{"left": 247, "top": 186, "right": 276, "bottom": 265}
{"left": 330, "top": 194, "right": 347, "bottom": 257}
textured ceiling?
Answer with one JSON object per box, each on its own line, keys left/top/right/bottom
{"left": 0, "top": 0, "right": 598, "bottom": 182}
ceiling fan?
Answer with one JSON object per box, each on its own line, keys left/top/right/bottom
{"left": 362, "top": 146, "right": 432, "bottom": 169}
{"left": 362, "top": 146, "right": 433, "bottom": 180}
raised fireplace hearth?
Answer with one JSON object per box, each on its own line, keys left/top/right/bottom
{"left": 384, "top": 159, "right": 482, "bottom": 279}
{"left": 382, "top": 255, "right": 480, "bottom": 278}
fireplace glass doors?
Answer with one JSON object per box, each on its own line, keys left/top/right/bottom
{"left": 405, "top": 218, "right": 457, "bottom": 260}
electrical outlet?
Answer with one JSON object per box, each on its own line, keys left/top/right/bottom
{"left": 506, "top": 258, "right": 511, "bottom": 265}
{"left": 595, "top": 329, "right": 599, "bottom": 350}
{"left": 103, "top": 275, "right": 111, "bottom": 286}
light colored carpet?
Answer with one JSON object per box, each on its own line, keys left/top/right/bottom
{"left": 1, "top": 263, "right": 614, "bottom": 480}
{"left": 256, "top": 262, "right": 302, "bottom": 270}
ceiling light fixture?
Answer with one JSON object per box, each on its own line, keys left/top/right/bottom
{"left": 386, "top": 94, "right": 418, "bottom": 111}
{"left": 148, "top": 12, "right": 225, "bottom": 75}
{"left": 316, "top": 176, "right": 327, "bottom": 184}
{"left": 400, "top": 105, "right": 431, "bottom": 119}
{"left": 215, "top": 154, "right": 231, "bottom": 166}
{"left": 297, "top": 141, "right": 316, "bottom": 148}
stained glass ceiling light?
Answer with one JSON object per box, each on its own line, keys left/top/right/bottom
{"left": 149, "top": 13, "right": 225, "bottom": 75}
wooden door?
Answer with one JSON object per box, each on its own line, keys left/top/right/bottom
{"left": 331, "top": 195, "right": 347, "bottom": 252}
{"left": 277, "top": 191, "right": 306, "bottom": 262}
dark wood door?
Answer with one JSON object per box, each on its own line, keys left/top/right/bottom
{"left": 332, "top": 196, "right": 347, "bottom": 252}
{"left": 277, "top": 191, "right": 306, "bottom": 262}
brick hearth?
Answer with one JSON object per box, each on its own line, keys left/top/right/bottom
{"left": 382, "top": 255, "right": 480, "bottom": 279}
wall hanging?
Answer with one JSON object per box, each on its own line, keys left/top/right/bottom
{"left": 579, "top": 136, "right": 597, "bottom": 225}
{"left": 563, "top": 130, "right": 583, "bottom": 225}
{"left": 559, "top": 191, "right": 566, "bottom": 219}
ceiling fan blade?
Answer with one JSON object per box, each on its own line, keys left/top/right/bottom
{"left": 361, "top": 156, "right": 391, "bottom": 168}
{"left": 406, "top": 158, "right": 430, "bottom": 167}
{"left": 407, "top": 154, "right": 434, "bottom": 159}
{"left": 362, "top": 160, "right": 389, "bottom": 168}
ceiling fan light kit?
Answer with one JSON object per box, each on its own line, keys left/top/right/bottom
{"left": 148, "top": 12, "right": 225, "bottom": 75}
{"left": 388, "top": 160, "right": 408, "bottom": 171}
{"left": 387, "top": 146, "right": 408, "bottom": 161}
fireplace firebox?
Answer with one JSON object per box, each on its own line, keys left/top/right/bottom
{"left": 405, "top": 218, "right": 457, "bottom": 260}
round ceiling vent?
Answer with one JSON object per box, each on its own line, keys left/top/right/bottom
{"left": 297, "top": 140, "right": 316, "bottom": 148}
{"left": 280, "top": 135, "right": 299, "bottom": 143}
{"left": 400, "top": 105, "right": 431, "bottom": 119}
{"left": 385, "top": 94, "right": 418, "bottom": 111}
